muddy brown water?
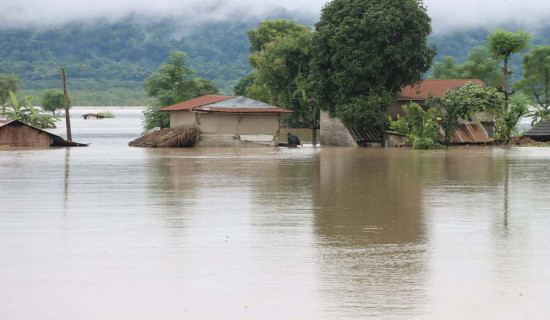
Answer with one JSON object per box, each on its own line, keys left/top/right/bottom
{"left": 1, "top": 108, "right": 550, "bottom": 319}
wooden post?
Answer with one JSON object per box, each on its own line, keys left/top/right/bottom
{"left": 309, "top": 98, "right": 317, "bottom": 147}
{"left": 61, "top": 67, "right": 72, "bottom": 141}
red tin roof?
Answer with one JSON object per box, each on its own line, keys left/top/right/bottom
{"left": 159, "top": 94, "right": 234, "bottom": 111}
{"left": 158, "top": 95, "right": 292, "bottom": 114}
{"left": 400, "top": 79, "right": 485, "bottom": 100}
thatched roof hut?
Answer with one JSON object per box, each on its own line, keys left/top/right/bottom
{"left": 0, "top": 120, "right": 87, "bottom": 148}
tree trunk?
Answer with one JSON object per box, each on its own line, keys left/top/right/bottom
{"left": 503, "top": 58, "right": 509, "bottom": 111}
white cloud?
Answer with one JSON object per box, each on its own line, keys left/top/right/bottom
{"left": 0, "top": 0, "right": 549, "bottom": 32}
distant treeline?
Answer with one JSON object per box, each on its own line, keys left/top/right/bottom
{"left": 0, "top": 18, "right": 549, "bottom": 105}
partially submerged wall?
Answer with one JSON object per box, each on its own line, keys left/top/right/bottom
{"left": 0, "top": 124, "right": 53, "bottom": 148}
{"left": 195, "top": 113, "right": 280, "bottom": 147}
{"left": 320, "top": 111, "right": 358, "bottom": 147}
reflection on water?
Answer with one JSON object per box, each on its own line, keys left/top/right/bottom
{"left": 1, "top": 108, "right": 550, "bottom": 319}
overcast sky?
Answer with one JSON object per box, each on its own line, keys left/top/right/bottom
{"left": 1, "top": 0, "right": 549, "bottom": 33}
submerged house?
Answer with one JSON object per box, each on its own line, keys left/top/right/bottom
{"left": 321, "top": 79, "right": 493, "bottom": 147}
{"left": 0, "top": 119, "right": 86, "bottom": 148}
{"left": 158, "top": 95, "right": 292, "bottom": 147}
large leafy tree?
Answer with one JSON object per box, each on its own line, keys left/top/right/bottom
{"left": 0, "top": 74, "right": 19, "bottom": 115}
{"left": 142, "top": 51, "right": 218, "bottom": 134}
{"left": 309, "top": 0, "right": 436, "bottom": 133}
{"left": 246, "top": 20, "right": 313, "bottom": 127}
{"left": 41, "top": 89, "right": 69, "bottom": 116}
{"left": 515, "top": 45, "right": 550, "bottom": 125}
{"left": 487, "top": 30, "right": 531, "bottom": 110}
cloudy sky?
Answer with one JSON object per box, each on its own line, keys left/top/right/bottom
{"left": 2, "top": 0, "right": 549, "bottom": 33}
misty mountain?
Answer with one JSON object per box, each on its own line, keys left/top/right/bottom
{"left": 0, "top": 17, "right": 548, "bottom": 105}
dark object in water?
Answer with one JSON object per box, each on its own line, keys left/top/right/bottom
{"left": 82, "top": 113, "right": 104, "bottom": 119}
{"left": 129, "top": 128, "right": 197, "bottom": 148}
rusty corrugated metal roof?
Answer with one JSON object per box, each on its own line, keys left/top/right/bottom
{"left": 440, "top": 121, "right": 492, "bottom": 144}
{"left": 159, "top": 95, "right": 292, "bottom": 114}
{"left": 400, "top": 79, "right": 485, "bottom": 100}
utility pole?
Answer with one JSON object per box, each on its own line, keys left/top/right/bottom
{"left": 309, "top": 98, "right": 317, "bottom": 147}
{"left": 61, "top": 67, "right": 72, "bottom": 141}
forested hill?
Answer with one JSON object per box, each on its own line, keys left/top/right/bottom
{"left": 0, "top": 18, "right": 268, "bottom": 105}
{"left": 0, "top": 18, "right": 548, "bottom": 105}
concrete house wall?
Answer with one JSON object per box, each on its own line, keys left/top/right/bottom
{"left": 170, "top": 111, "right": 281, "bottom": 147}
{"left": 320, "top": 111, "right": 358, "bottom": 147}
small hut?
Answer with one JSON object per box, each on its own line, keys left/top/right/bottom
{"left": 524, "top": 119, "right": 550, "bottom": 141}
{"left": 158, "top": 95, "right": 293, "bottom": 147}
{"left": 0, "top": 120, "right": 87, "bottom": 148}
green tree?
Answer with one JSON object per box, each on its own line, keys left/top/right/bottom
{"left": 195, "top": 78, "right": 220, "bottom": 97}
{"left": 6, "top": 92, "right": 58, "bottom": 128}
{"left": 247, "top": 20, "right": 313, "bottom": 127}
{"left": 460, "top": 46, "right": 503, "bottom": 87}
{"left": 0, "top": 74, "right": 19, "bottom": 115}
{"left": 429, "top": 46, "right": 502, "bottom": 86}
{"left": 487, "top": 30, "right": 531, "bottom": 110}
{"left": 309, "top": 0, "right": 436, "bottom": 133}
{"left": 427, "top": 82, "right": 503, "bottom": 146}
{"left": 515, "top": 45, "right": 550, "bottom": 125}
{"left": 41, "top": 89, "right": 68, "bottom": 116}
{"left": 389, "top": 103, "right": 440, "bottom": 149}
{"left": 247, "top": 20, "right": 309, "bottom": 53}
{"left": 234, "top": 73, "right": 256, "bottom": 96}
{"left": 142, "top": 51, "right": 218, "bottom": 134}
{"left": 430, "top": 57, "right": 462, "bottom": 79}
{"left": 495, "top": 93, "right": 529, "bottom": 140}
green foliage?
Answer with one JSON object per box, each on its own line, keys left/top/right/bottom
{"left": 247, "top": 20, "right": 309, "bottom": 53}
{"left": 142, "top": 105, "right": 170, "bottom": 134}
{"left": 430, "top": 46, "right": 503, "bottom": 87}
{"left": 388, "top": 115, "right": 409, "bottom": 136}
{"left": 460, "top": 46, "right": 504, "bottom": 87}
{"left": 233, "top": 73, "right": 256, "bottom": 96}
{"left": 495, "top": 93, "right": 530, "bottom": 140}
{"left": 488, "top": 30, "right": 531, "bottom": 110}
{"left": 412, "top": 137, "right": 438, "bottom": 149}
{"left": 41, "top": 89, "right": 68, "bottom": 115}
{"left": 142, "top": 51, "right": 219, "bottom": 134}
{"left": 245, "top": 20, "right": 314, "bottom": 128}
{"left": 430, "top": 57, "right": 463, "bottom": 79}
{"left": 389, "top": 103, "right": 440, "bottom": 149}
{"left": 6, "top": 92, "right": 59, "bottom": 128}
{"left": 0, "top": 74, "right": 19, "bottom": 114}
{"left": 427, "top": 82, "right": 503, "bottom": 146}
{"left": 309, "top": 0, "right": 436, "bottom": 132}
{"left": 195, "top": 79, "right": 220, "bottom": 97}
{"left": 516, "top": 45, "right": 550, "bottom": 125}
{"left": 487, "top": 30, "right": 531, "bottom": 61}
{"left": 97, "top": 110, "right": 115, "bottom": 118}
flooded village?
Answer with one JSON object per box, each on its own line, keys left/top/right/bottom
{"left": 2, "top": 0, "right": 550, "bottom": 319}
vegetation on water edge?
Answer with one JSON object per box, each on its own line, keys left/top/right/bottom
{"left": 97, "top": 110, "right": 115, "bottom": 118}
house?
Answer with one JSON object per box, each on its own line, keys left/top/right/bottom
{"left": 523, "top": 119, "right": 550, "bottom": 141}
{"left": 158, "top": 95, "right": 293, "bottom": 147}
{"left": 0, "top": 119, "right": 87, "bottom": 148}
{"left": 321, "top": 79, "right": 493, "bottom": 147}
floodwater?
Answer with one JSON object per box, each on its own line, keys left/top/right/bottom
{"left": 1, "top": 107, "right": 550, "bottom": 319}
